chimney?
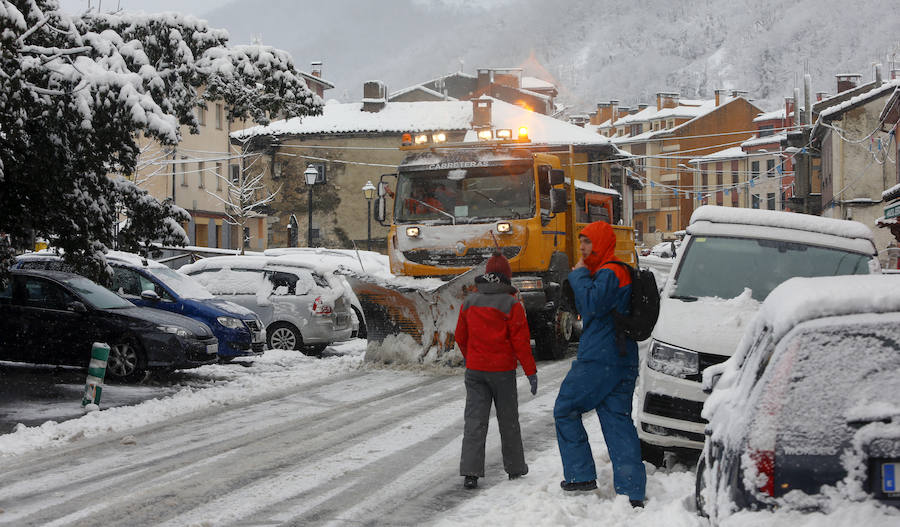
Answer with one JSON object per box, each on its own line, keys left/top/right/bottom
{"left": 730, "top": 90, "right": 748, "bottom": 99}
{"left": 836, "top": 73, "right": 862, "bottom": 93}
{"left": 594, "top": 102, "right": 612, "bottom": 125}
{"left": 610, "top": 100, "right": 620, "bottom": 122}
{"left": 793, "top": 87, "right": 801, "bottom": 127}
{"left": 656, "top": 92, "right": 679, "bottom": 110}
{"left": 362, "top": 80, "right": 387, "bottom": 113}
{"left": 816, "top": 91, "right": 829, "bottom": 102}
{"left": 637, "top": 103, "right": 649, "bottom": 111}
{"left": 311, "top": 61, "right": 323, "bottom": 78}
{"left": 715, "top": 89, "right": 728, "bottom": 106}
{"left": 471, "top": 98, "right": 492, "bottom": 128}
{"left": 618, "top": 106, "right": 630, "bottom": 119}
{"left": 784, "top": 96, "right": 795, "bottom": 121}
{"left": 875, "top": 63, "right": 883, "bottom": 87}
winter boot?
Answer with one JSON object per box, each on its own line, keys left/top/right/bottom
{"left": 630, "top": 499, "right": 645, "bottom": 508}
{"left": 508, "top": 465, "right": 529, "bottom": 480}
{"left": 463, "top": 476, "right": 478, "bottom": 489}
{"left": 560, "top": 479, "right": 597, "bottom": 492}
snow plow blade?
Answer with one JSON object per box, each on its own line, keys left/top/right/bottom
{"left": 344, "top": 262, "right": 486, "bottom": 365}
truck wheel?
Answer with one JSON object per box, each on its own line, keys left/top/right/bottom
{"left": 536, "top": 298, "right": 574, "bottom": 360}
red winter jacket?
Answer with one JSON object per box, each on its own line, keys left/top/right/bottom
{"left": 455, "top": 277, "right": 536, "bottom": 375}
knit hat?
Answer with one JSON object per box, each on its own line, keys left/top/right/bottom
{"left": 485, "top": 251, "right": 512, "bottom": 280}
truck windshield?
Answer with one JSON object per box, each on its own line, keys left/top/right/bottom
{"left": 672, "top": 236, "right": 871, "bottom": 301}
{"left": 394, "top": 166, "right": 535, "bottom": 224}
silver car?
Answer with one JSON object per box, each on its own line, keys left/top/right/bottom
{"left": 180, "top": 256, "right": 353, "bottom": 356}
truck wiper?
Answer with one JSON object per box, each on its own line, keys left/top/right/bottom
{"left": 471, "top": 190, "right": 521, "bottom": 218}
{"left": 407, "top": 198, "right": 456, "bottom": 224}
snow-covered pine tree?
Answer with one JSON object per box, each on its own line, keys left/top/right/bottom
{"left": 0, "top": 0, "right": 322, "bottom": 283}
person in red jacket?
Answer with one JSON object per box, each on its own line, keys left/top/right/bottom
{"left": 455, "top": 251, "right": 537, "bottom": 490}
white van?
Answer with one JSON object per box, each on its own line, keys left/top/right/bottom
{"left": 635, "top": 205, "right": 880, "bottom": 464}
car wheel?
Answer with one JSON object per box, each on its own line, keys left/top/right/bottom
{"left": 107, "top": 338, "right": 147, "bottom": 382}
{"left": 267, "top": 322, "right": 302, "bottom": 350}
{"left": 303, "top": 343, "right": 328, "bottom": 357}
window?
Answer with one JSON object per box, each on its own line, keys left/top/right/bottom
{"left": 758, "top": 125, "right": 774, "bottom": 137}
{"left": 196, "top": 223, "right": 209, "bottom": 247}
{"left": 716, "top": 163, "right": 724, "bottom": 206}
{"left": 273, "top": 160, "right": 285, "bottom": 179}
{"left": 215, "top": 103, "right": 223, "bottom": 129}
{"left": 666, "top": 119, "right": 675, "bottom": 129}
{"left": 766, "top": 159, "right": 775, "bottom": 178}
{"left": 215, "top": 163, "right": 223, "bottom": 191}
{"left": 731, "top": 171, "right": 739, "bottom": 206}
{"left": 767, "top": 192, "right": 776, "bottom": 210}
{"left": 751, "top": 160, "right": 760, "bottom": 180}
{"left": 666, "top": 214, "right": 672, "bottom": 231}
{"left": 198, "top": 161, "right": 205, "bottom": 188}
{"left": 180, "top": 156, "right": 188, "bottom": 186}
{"left": 230, "top": 164, "right": 240, "bottom": 183}
{"left": 636, "top": 221, "right": 643, "bottom": 238}
{"left": 197, "top": 106, "right": 206, "bottom": 126}
{"left": 752, "top": 194, "right": 760, "bottom": 209}
{"left": 648, "top": 215, "right": 656, "bottom": 233}
{"left": 22, "top": 277, "right": 74, "bottom": 310}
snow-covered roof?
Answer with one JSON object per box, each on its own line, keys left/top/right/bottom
{"left": 689, "top": 205, "right": 874, "bottom": 241}
{"left": 758, "top": 275, "right": 900, "bottom": 343}
{"left": 753, "top": 108, "right": 787, "bottom": 122}
{"left": 883, "top": 182, "right": 900, "bottom": 201}
{"left": 818, "top": 79, "right": 900, "bottom": 120}
{"left": 689, "top": 146, "right": 747, "bottom": 163}
{"left": 388, "top": 84, "right": 453, "bottom": 100}
{"left": 236, "top": 98, "right": 610, "bottom": 146}
{"left": 741, "top": 132, "right": 787, "bottom": 148}
{"left": 521, "top": 76, "right": 555, "bottom": 90}
{"left": 299, "top": 71, "right": 335, "bottom": 89}
{"left": 565, "top": 177, "right": 620, "bottom": 196}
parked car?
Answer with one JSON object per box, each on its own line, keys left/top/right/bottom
{"left": 0, "top": 269, "right": 218, "bottom": 381}
{"left": 635, "top": 205, "right": 880, "bottom": 465}
{"left": 696, "top": 274, "right": 900, "bottom": 520}
{"left": 180, "top": 256, "right": 354, "bottom": 355}
{"left": 15, "top": 251, "right": 266, "bottom": 361}
{"left": 649, "top": 240, "right": 680, "bottom": 258}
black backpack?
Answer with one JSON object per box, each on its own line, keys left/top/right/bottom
{"left": 602, "top": 260, "right": 660, "bottom": 342}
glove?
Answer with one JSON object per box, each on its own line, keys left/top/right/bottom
{"left": 528, "top": 374, "right": 537, "bottom": 395}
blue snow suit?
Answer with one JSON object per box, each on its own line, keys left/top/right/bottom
{"left": 553, "top": 221, "right": 646, "bottom": 501}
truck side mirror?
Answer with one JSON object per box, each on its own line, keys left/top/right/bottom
{"left": 550, "top": 187, "right": 568, "bottom": 214}
{"left": 549, "top": 169, "right": 565, "bottom": 186}
{"left": 374, "top": 197, "right": 387, "bottom": 223}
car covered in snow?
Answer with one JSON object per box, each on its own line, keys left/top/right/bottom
{"left": 649, "top": 240, "right": 681, "bottom": 258}
{"left": 15, "top": 251, "right": 266, "bottom": 361}
{"left": 636, "top": 205, "right": 880, "bottom": 464}
{"left": 695, "top": 274, "right": 900, "bottom": 519}
{"left": 0, "top": 269, "right": 219, "bottom": 381}
{"left": 180, "top": 255, "right": 355, "bottom": 355}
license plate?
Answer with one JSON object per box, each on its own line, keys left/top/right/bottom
{"left": 207, "top": 343, "right": 219, "bottom": 355}
{"left": 884, "top": 463, "right": 897, "bottom": 494}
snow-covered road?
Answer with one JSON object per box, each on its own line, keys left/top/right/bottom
{"left": 1, "top": 341, "right": 897, "bottom": 526}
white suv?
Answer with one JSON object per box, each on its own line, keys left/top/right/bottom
{"left": 635, "top": 205, "right": 880, "bottom": 464}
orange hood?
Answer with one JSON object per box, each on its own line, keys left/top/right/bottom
{"left": 579, "top": 221, "right": 630, "bottom": 286}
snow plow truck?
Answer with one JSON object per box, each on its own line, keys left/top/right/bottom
{"left": 347, "top": 132, "right": 636, "bottom": 364}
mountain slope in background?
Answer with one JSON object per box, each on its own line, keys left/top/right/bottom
{"left": 204, "top": 0, "right": 900, "bottom": 113}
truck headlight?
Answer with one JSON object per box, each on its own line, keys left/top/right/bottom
{"left": 217, "top": 316, "right": 244, "bottom": 329}
{"left": 512, "top": 277, "right": 543, "bottom": 291}
{"left": 406, "top": 226, "right": 420, "bottom": 238}
{"left": 158, "top": 325, "right": 190, "bottom": 338}
{"left": 648, "top": 340, "right": 699, "bottom": 378}
{"left": 496, "top": 222, "right": 511, "bottom": 233}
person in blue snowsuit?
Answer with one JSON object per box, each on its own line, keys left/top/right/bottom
{"left": 553, "top": 220, "right": 647, "bottom": 507}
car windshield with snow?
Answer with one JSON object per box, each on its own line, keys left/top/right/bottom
{"left": 697, "top": 275, "right": 900, "bottom": 520}
{"left": 635, "top": 205, "right": 880, "bottom": 465}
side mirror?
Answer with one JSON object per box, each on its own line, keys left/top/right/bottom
{"left": 140, "top": 290, "right": 161, "bottom": 302}
{"left": 374, "top": 196, "right": 387, "bottom": 224}
{"left": 68, "top": 301, "right": 87, "bottom": 313}
{"left": 549, "top": 169, "right": 565, "bottom": 186}
{"left": 550, "top": 187, "right": 568, "bottom": 214}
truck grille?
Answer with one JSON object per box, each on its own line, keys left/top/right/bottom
{"left": 643, "top": 393, "right": 706, "bottom": 424}
{"left": 403, "top": 246, "right": 520, "bottom": 267}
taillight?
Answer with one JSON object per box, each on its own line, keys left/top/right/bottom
{"left": 749, "top": 449, "right": 775, "bottom": 497}
{"left": 312, "top": 296, "right": 332, "bottom": 315}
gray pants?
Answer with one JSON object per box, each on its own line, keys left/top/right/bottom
{"left": 460, "top": 369, "right": 527, "bottom": 477}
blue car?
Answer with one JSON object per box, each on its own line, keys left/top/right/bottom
{"left": 15, "top": 252, "right": 266, "bottom": 360}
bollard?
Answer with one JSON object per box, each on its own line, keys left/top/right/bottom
{"left": 82, "top": 342, "right": 110, "bottom": 411}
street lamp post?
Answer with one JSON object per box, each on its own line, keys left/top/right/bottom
{"left": 304, "top": 165, "right": 319, "bottom": 247}
{"left": 362, "top": 180, "right": 376, "bottom": 251}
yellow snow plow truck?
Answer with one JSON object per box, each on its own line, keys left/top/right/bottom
{"left": 347, "top": 135, "right": 636, "bottom": 364}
